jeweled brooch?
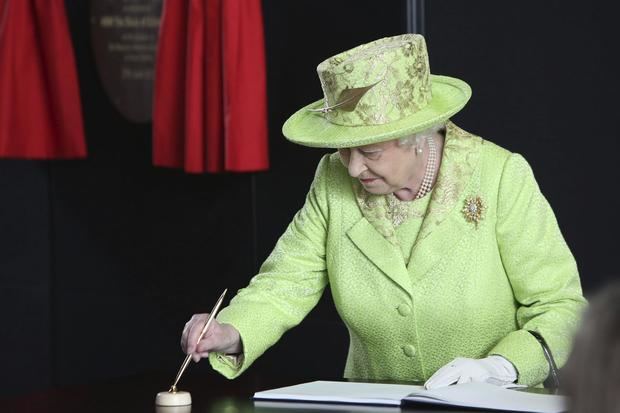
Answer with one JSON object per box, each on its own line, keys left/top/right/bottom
{"left": 462, "top": 196, "right": 485, "bottom": 227}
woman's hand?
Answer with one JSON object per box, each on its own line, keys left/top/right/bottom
{"left": 424, "top": 356, "right": 518, "bottom": 389}
{"left": 181, "top": 313, "right": 242, "bottom": 362}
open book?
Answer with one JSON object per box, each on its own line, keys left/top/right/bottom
{"left": 253, "top": 380, "right": 567, "bottom": 413}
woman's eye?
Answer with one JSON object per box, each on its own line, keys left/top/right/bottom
{"left": 362, "top": 151, "right": 381, "bottom": 159}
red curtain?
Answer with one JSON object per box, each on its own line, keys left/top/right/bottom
{"left": 153, "top": 0, "right": 269, "bottom": 173}
{"left": 0, "top": 0, "right": 86, "bottom": 159}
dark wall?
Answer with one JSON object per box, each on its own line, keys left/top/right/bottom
{"left": 1, "top": 0, "right": 618, "bottom": 398}
{"left": 0, "top": 161, "right": 52, "bottom": 395}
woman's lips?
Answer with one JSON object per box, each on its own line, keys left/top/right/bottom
{"left": 360, "top": 178, "right": 378, "bottom": 184}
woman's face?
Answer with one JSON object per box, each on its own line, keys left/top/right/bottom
{"left": 338, "top": 138, "right": 419, "bottom": 195}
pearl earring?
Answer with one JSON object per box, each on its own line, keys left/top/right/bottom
{"left": 414, "top": 134, "right": 424, "bottom": 155}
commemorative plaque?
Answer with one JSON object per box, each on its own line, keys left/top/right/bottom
{"left": 91, "top": 0, "right": 163, "bottom": 123}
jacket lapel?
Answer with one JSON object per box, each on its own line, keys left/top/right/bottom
{"left": 347, "top": 217, "right": 412, "bottom": 296}
{"left": 407, "top": 122, "right": 484, "bottom": 280}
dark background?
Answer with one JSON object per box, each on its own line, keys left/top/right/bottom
{"left": 0, "top": 0, "right": 618, "bottom": 398}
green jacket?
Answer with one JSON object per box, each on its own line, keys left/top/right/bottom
{"left": 210, "top": 122, "right": 586, "bottom": 386}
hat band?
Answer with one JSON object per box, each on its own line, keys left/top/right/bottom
{"left": 312, "top": 79, "right": 433, "bottom": 127}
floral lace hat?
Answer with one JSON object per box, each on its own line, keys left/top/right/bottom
{"left": 282, "top": 34, "right": 471, "bottom": 148}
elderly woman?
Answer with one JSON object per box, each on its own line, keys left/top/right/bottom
{"left": 181, "top": 34, "right": 586, "bottom": 388}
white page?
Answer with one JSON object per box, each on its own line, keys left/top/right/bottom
{"left": 404, "top": 382, "right": 567, "bottom": 413}
{"left": 254, "top": 380, "right": 423, "bottom": 406}
{"left": 254, "top": 400, "right": 401, "bottom": 412}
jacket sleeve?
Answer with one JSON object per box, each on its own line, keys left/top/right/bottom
{"left": 488, "top": 153, "right": 587, "bottom": 386}
{"left": 209, "top": 155, "right": 331, "bottom": 378}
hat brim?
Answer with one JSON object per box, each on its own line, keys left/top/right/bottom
{"left": 282, "top": 75, "right": 471, "bottom": 148}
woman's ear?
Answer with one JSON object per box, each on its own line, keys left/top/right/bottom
{"left": 337, "top": 148, "right": 350, "bottom": 168}
{"left": 415, "top": 135, "right": 424, "bottom": 155}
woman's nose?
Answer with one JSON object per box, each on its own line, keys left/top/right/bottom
{"left": 347, "top": 150, "right": 366, "bottom": 178}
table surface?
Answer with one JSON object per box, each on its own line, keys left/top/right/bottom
{"left": 1, "top": 372, "right": 556, "bottom": 413}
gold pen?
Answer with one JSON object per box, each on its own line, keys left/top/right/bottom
{"left": 169, "top": 288, "right": 228, "bottom": 393}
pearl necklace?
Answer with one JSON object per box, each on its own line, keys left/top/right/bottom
{"left": 383, "top": 135, "right": 439, "bottom": 227}
{"left": 415, "top": 135, "right": 437, "bottom": 200}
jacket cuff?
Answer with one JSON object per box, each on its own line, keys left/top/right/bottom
{"left": 206, "top": 307, "right": 259, "bottom": 379}
{"left": 208, "top": 352, "right": 245, "bottom": 379}
{"left": 488, "top": 329, "right": 549, "bottom": 386}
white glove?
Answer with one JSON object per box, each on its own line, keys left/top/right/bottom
{"left": 424, "top": 356, "right": 518, "bottom": 389}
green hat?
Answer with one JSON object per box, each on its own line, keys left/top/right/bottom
{"left": 282, "top": 34, "right": 471, "bottom": 148}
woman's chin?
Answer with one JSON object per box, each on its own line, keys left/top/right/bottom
{"left": 363, "top": 185, "right": 391, "bottom": 195}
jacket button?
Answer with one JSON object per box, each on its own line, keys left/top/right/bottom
{"left": 397, "top": 304, "right": 412, "bottom": 317}
{"left": 402, "top": 344, "right": 416, "bottom": 357}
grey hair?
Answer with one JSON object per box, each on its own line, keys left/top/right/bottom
{"left": 564, "top": 282, "right": 620, "bottom": 413}
{"left": 397, "top": 122, "right": 447, "bottom": 147}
